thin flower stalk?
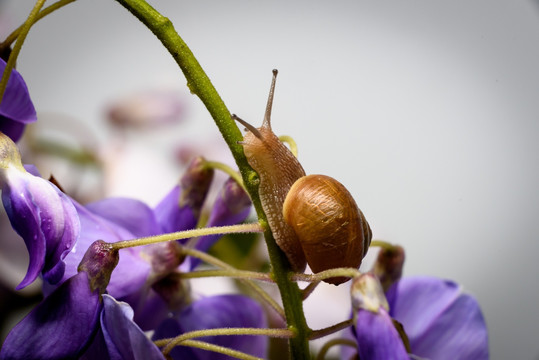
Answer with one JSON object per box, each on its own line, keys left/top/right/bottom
{"left": 278, "top": 135, "right": 298, "bottom": 157}
{"left": 370, "top": 239, "right": 400, "bottom": 251}
{"left": 178, "top": 269, "right": 273, "bottom": 283}
{"left": 111, "top": 223, "right": 264, "bottom": 250}
{"left": 203, "top": 160, "right": 245, "bottom": 191}
{"left": 107, "top": 215, "right": 286, "bottom": 318}
{"left": 168, "top": 340, "right": 263, "bottom": 360}
{"left": 309, "top": 319, "right": 355, "bottom": 340}
{"left": 291, "top": 268, "right": 362, "bottom": 283}
{"left": 301, "top": 281, "right": 320, "bottom": 301}
{"left": 158, "top": 327, "right": 294, "bottom": 355}
{"left": 315, "top": 338, "right": 357, "bottom": 360}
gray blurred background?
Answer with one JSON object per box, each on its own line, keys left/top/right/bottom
{"left": 1, "top": 1, "right": 539, "bottom": 359}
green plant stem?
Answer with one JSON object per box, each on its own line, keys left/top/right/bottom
{"left": 113, "top": 1, "right": 310, "bottom": 358}
{"left": 0, "top": 0, "right": 46, "bottom": 103}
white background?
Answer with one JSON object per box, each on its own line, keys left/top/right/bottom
{"left": 2, "top": 1, "right": 539, "bottom": 359}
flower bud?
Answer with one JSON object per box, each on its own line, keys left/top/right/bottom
{"left": 179, "top": 156, "right": 214, "bottom": 216}
{"left": 78, "top": 240, "right": 119, "bottom": 294}
{"left": 148, "top": 241, "right": 183, "bottom": 276}
{"left": 154, "top": 156, "right": 213, "bottom": 234}
{"left": 373, "top": 245, "right": 405, "bottom": 293}
{"left": 350, "top": 273, "right": 389, "bottom": 314}
{"left": 152, "top": 272, "right": 192, "bottom": 311}
{"left": 188, "top": 177, "right": 252, "bottom": 269}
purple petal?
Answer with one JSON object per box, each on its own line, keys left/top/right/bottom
{"left": 386, "top": 276, "right": 460, "bottom": 338}
{"left": 0, "top": 164, "right": 80, "bottom": 289}
{"left": 355, "top": 308, "right": 409, "bottom": 360}
{"left": 0, "top": 272, "right": 101, "bottom": 359}
{"left": 387, "top": 276, "right": 489, "bottom": 360}
{"left": 0, "top": 58, "right": 37, "bottom": 142}
{"left": 85, "top": 197, "right": 160, "bottom": 237}
{"left": 189, "top": 178, "right": 251, "bottom": 270}
{"left": 41, "top": 187, "right": 80, "bottom": 283}
{"left": 100, "top": 294, "right": 165, "bottom": 360}
{"left": 23, "top": 163, "right": 40, "bottom": 176}
{"left": 154, "top": 157, "right": 213, "bottom": 234}
{"left": 153, "top": 295, "right": 267, "bottom": 360}
{"left": 101, "top": 249, "right": 150, "bottom": 300}
{"left": 154, "top": 184, "right": 198, "bottom": 233}
{"left": 1, "top": 171, "right": 45, "bottom": 289}
{"left": 80, "top": 325, "right": 109, "bottom": 360}
{"left": 60, "top": 203, "right": 151, "bottom": 299}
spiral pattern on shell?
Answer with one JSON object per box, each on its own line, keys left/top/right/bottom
{"left": 283, "top": 174, "right": 372, "bottom": 285}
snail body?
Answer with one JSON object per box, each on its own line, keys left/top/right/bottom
{"left": 234, "top": 70, "right": 371, "bottom": 284}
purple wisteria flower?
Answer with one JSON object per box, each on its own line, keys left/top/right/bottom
{"left": 1, "top": 154, "right": 263, "bottom": 359}
{"left": 0, "top": 132, "right": 80, "bottom": 289}
{"left": 344, "top": 247, "right": 489, "bottom": 360}
{"left": 52, "top": 157, "right": 253, "bottom": 328}
{"left": 386, "top": 276, "right": 489, "bottom": 360}
{"left": 0, "top": 58, "right": 37, "bottom": 142}
{"left": 350, "top": 274, "right": 409, "bottom": 360}
{"left": 0, "top": 240, "right": 121, "bottom": 359}
{"left": 2, "top": 240, "right": 164, "bottom": 359}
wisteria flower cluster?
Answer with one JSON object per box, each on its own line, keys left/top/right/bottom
{"left": 0, "top": 1, "right": 489, "bottom": 359}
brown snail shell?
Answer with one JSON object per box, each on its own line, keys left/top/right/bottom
{"left": 283, "top": 175, "right": 372, "bottom": 285}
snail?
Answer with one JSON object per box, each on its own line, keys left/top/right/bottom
{"left": 233, "top": 70, "right": 372, "bottom": 285}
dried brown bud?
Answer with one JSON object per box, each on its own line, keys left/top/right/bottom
{"left": 372, "top": 245, "right": 405, "bottom": 293}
